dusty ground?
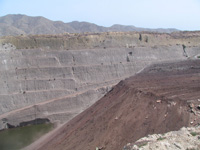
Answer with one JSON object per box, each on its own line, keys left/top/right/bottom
{"left": 27, "top": 60, "right": 200, "bottom": 150}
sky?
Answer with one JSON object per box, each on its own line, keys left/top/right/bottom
{"left": 0, "top": 0, "right": 200, "bottom": 31}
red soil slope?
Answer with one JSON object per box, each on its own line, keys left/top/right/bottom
{"left": 36, "top": 60, "right": 200, "bottom": 150}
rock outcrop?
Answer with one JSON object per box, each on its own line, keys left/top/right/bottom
{"left": 0, "top": 32, "right": 200, "bottom": 130}
{"left": 124, "top": 126, "right": 200, "bottom": 150}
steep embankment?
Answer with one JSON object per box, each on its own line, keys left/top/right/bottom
{"left": 0, "top": 32, "right": 199, "bottom": 130}
{"left": 33, "top": 60, "right": 200, "bottom": 150}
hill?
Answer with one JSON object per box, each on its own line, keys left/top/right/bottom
{"left": 28, "top": 60, "right": 200, "bottom": 150}
{"left": 0, "top": 14, "right": 178, "bottom": 36}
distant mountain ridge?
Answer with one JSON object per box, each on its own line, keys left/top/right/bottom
{"left": 0, "top": 14, "right": 178, "bottom": 36}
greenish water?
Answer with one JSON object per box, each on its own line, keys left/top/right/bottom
{"left": 0, "top": 123, "right": 53, "bottom": 150}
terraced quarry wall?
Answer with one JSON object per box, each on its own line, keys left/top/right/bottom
{"left": 0, "top": 32, "right": 200, "bottom": 130}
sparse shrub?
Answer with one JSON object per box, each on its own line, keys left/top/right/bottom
{"left": 139, "top": 143, "right": 147, "bottom": 147}
{"left": 137, "top": 142, "right": 148, "bottom": 148}
{"left": 126, "top": 56, "right": 130, "bottom": 62}
{"left": 190, "top": 132, "right": 198, "bottom": 136}
{"left": 157, "top": 137, "right": 166, "bottom": 141}
{"left": 145, "top": 36, "right": 148, "bottom": 43}
{"left": 182, "top": 44, "right": 186, "bottom": 50}
{"left": 182, "top": 44, "right": 188, "bottom": 57}
{"left": 139, "top": 34, "right": 142, "bottom": 41}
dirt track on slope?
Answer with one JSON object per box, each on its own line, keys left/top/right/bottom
{"left": 29, "top": 60, "right": 200, "bottom": 150}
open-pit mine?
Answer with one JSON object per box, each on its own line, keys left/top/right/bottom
{"left": 0, "top": 31, "right": 200, "bottom": 150}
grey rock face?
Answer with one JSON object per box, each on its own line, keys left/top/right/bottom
{"left": 0, "top": 44, "right": 199, "bottom": 130}
{"left": 0, "top": 43, "right": 16, "bottom": 51}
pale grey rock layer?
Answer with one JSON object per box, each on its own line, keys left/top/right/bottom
{"left": 0, "top": 44, "right": 199, "bottom": 130}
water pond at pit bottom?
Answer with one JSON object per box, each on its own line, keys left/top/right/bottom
{"left": 0, "top": 123, "right": 53, "bottom": 150}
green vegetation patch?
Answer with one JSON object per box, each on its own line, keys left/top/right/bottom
{"left": 157, "top": 137, "right": 166, "bottom": 141}
{"left": 0, "top": 123, "right": 53, "bottom": 150}
{"left": 190, "top": 132, "right": 198, "bottom": 136}
{"left": 138, "top": 142, "right": 147, "bottom": 148}
{"left": 136, "top": 141, "right": 148, "bottom": 148}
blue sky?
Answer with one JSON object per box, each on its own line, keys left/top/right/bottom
{"left": 0, "top": 0, "right": 200, "bottom": 30}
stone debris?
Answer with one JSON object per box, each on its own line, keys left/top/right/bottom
{"left": 115, "top": 116, "right": 118, "bottom": 120}
{"left": 123, "top": 126, "right": 200, "bottom": 150}
{"left": 156, "top": 100, "right": 161, "bottom": 103}
{"left": 96, "top": 146, "right": 105, "bottom": 150}
{"left": 189, "top": 102, "right": 200, "bottom": 117}
{"left": 189, "top": 103, "right": 195, "bottom": 109}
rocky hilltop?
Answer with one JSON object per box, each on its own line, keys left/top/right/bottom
{"left": 0, "top": 31, "right": 200, "bottom": 132}
{"left": 27, "top": 59, "right": 200, "bottom": 150}
{"left": 0, "top": 14, "right": 178, "bottom": 36}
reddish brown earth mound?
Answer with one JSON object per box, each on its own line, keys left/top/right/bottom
{"left": 36, "top": 60, "right": 200, "bottom": 150}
